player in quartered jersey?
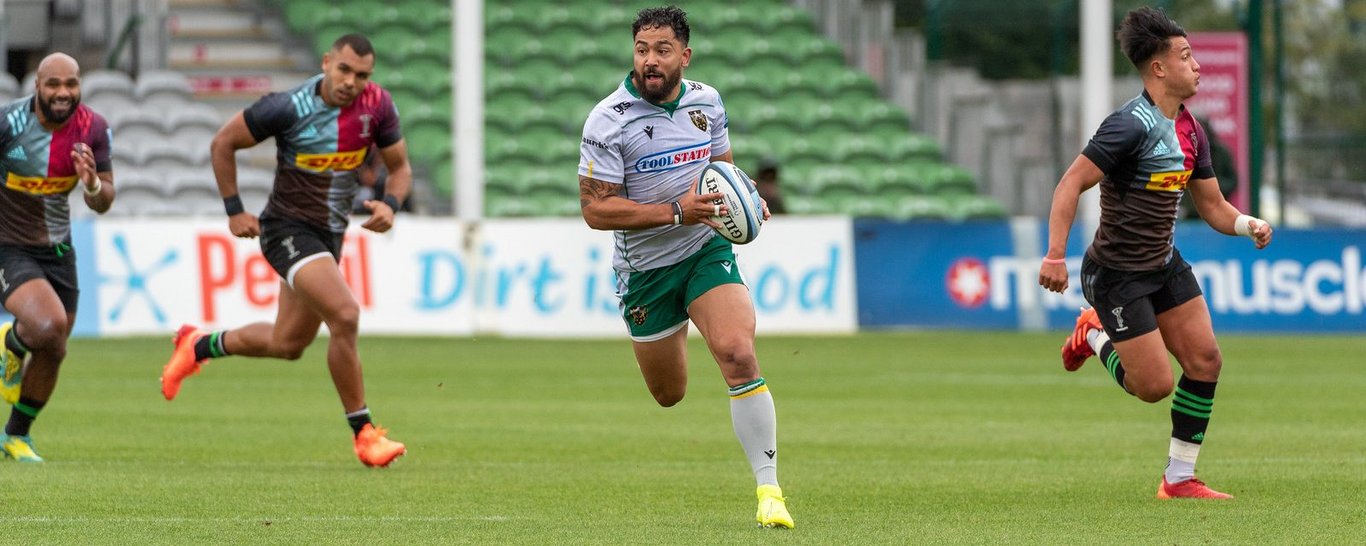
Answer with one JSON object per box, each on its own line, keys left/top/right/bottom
{"left": 159, "top": 34, "right": 412, "bottom": 468}
{"left": 1038, "top": 7, "right": 1272, "bottom": 500}
{"left": 0, "top": 52, "right": 116, "bottom": 462}
{"left": 577, "top": 6, "right": 790, "bottom": 529}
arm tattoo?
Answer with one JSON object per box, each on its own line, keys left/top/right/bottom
{"left": 579, "top": 176, "right": 620, "bottom": 209}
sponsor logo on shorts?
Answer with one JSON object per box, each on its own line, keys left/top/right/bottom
{"left": 294, "top": 148, "right": 367, "bottom": 172}
{"left": 633, "top": 142, "right": 710, "bottom": 173}
{"left": 689, "top": 109, "right": 707, "bottom": 132}
{"left": 5, "top": 173, "right": 77, "bottom": 195}
{"left": 1145, "top": 170, "right": 1191, "bottom": 192}
{"left": 628, "top": 305, "right": 648, "bottom": 326}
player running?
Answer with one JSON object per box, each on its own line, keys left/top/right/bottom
{"left": 578, "top": 7, "right": 790, "bottom": 528}
{"left": 160, "top": 34, "right": 412, "bottom": 468}
{"left": 0, "top": 53, "right": 117, "bottom": 462}
{"left": 1038, "top": 7, "right": 1272, "bottom": 499}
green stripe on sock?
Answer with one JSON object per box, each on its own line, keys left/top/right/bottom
{"left": 1171, "top": 402, "right": 1212, "bottom": 419}
{"left": 1104, "top": 352, "right": 1122, "bottom": 378}
{"left": 1174, "top": 386, "right": 1214, "bottom": 405}
{"left": 14, "top": 402, "right": 40, "bottom": 417}
{"left": 1173, "top": 391, "right": 1214, "bottom": 411}
{"left": 728, "top": 377, "right": 766, "bottom": 396}
{"left": 209, "top": 331, "right": 224, "bottom": 358}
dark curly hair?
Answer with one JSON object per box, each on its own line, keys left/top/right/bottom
{"left": 632, "top": 6, "right": 690, "bottom": 45}
{"left": 331, "top": 33, "right": 375, "bottom": 57}
{"left": 1117, "top": 7, "right": 1186, "bottom": 69}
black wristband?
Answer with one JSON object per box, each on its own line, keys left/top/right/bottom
{"left": 382, "top": 194, "right": 401, "bottom": 213}
{"left": 223, "top": 194, "right": 245, "bottom": 216}
{"left": 671, "top": 201, "right": 682, "bottom": 225}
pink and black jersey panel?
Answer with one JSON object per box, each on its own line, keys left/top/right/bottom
{"left": 1081, "top": 90, "right": 1215, "bottom": 271}
{"left": 0, "top": 98, "right": 112, "bottom": 247}
{"left": 243, "top": 74, "right": 402, "bottom": 233}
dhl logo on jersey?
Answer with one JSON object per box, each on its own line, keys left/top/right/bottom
{"left": 5, "top": 173, "right": 78, "bottom": 195}
{"left": 294, "top": 148, "right": 367, "bottom": 172}
{"left": 1146, "top": 170, "right": 1191, "bottom": 192}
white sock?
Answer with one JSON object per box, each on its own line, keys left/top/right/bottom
{"left": 1087, "top": 329, "right": 1109, "bottom": 354}
{"left": 1165, "top": 438, "right": 1201, "bottom": 483}
{"left": 729, "top": 378, "right": 778, "bottom": 487}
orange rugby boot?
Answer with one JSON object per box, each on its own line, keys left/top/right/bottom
{"left": 161, "top": 324, "right": 208, "bottom": 401}
{"left": 1156, "top": 477, "right": 1233, "bottom": 499}
{"left": 354, "top": 423, "right": 406, "bottom": 468}
{"left": 1061, "top": 307, "right": 1103, "bottom": 371}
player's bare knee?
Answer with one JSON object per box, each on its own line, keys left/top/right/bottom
{"left": 651, "top": 388, "right": 685, "bottom": 407}
{"left": 1185, "top": 348, "right": 1223, "bottom": 380}
{"left": 277, "top": 346, "right": 307, "bottom": 361}
{"left": 21, "top": 315, "right": 69, "bottom": 350}
{"left": 1133, "top": 380, "right": 1173, "bottom": 403}
{"left": 326, "top": 304, "right": 361, "bottom": 338}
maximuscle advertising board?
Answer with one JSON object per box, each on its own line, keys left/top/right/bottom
{"left": 71, "top": 217, "right": 856, "bottom": 337}
{"left": 854, "top": 219, "right": 1366, "bottom": 333}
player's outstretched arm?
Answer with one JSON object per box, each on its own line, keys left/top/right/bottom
{"left": 210, "top": 112, "right": 262, "bottom": 238}
{"left": 361, "top": 139, "right": 412, "bottom": 233}
{"left": 1039, "top": 154, "right": 1103, "bottom": 294}
{"left": 1188, "top": 177, "right": 1272, "bottom": 249}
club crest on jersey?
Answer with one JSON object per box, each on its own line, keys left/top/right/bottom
{"left": 359, "top": 114, "right": 374, "bottom": 138}
{"left": 689, "top": 109, "right": 707, "bottom": 131}
{"left": 295, "top": 148, "right": 368, "bottom": 172}
{"left": 628, "top": 306, "right": 648, "bottom": 326}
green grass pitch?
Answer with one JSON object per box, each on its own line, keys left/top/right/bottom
{"left": 4, "top": 331, "right": 1364, "bottom": 543}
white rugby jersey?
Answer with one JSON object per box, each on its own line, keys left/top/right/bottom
{"left": 579, "top": 73, "right": 731, "bottom": 272}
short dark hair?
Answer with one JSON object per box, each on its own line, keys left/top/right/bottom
{"left": 332, "top": 33, "right": 375, "bottom": 58}
{"left": 1117, "top": 7, "right": 1186, "bottom": 69}
{"left": 632, "top": 6, "right": 690, "bottom": 45}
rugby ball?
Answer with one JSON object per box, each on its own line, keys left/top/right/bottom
{"left": 697, "top": 161, "right": 764, "bottom": 244}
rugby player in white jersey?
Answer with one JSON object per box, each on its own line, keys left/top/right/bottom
{"left": 577, "top": 6, "right": 790, "bottom": 529}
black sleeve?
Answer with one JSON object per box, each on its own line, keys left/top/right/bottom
{"left": 373, "top": 89, "right": 403, "bottom": 149}
{"left": 1081, "top": 110, "right": 1144, "bottom": 174}
{"left": 1191, "top": 119, "right": 1216, "bottom": 180}
{"left": 242, "top": 91, "right": 298, "bottom": 143}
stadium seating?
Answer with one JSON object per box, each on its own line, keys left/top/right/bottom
{"left": 249, "top": 0, "right": 1006, "bottom": 219}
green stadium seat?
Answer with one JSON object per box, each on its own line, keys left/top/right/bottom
{"left": 830, "top": 135, "right": 884, "bottom": 165}
{"left": 867, "top": 164, "right": 935, "bottom": 195}
{"left": 404, "top": 120, "right": 452, "bottom": 164}
{"left": 881, "top": 132, "right": 941, "bottom": 162}
{"left": 781, "top": 37, "right": 845, "bottom": 69}
{"left": 928, "top": 164, "right": 977, "bottom": 196}
{"left": 783, "top": 97, "right": 843, "bottom": 132}
{"left": 396, "top": 33, "right": 451, "bottom": 65}
{"left": 948, "top": 195, "right": 1008, "bottom": 220}
{"left": 433, "top": 160, "right": 453, "bottom": 196}
{"left": 286, "top": 0, "right": 337, "bottom": 31}
{"left": 579, "top": 5, "right": 634, "bottom": 34}
{"left": 811, "top": 69, "right": 880, "bottom": 100}
{"left": 485, "top": 5, "right": 529, "bottom": 33}
{"left": 850, "top": 101, "right": 911, "bottom": 133}
{"left": 890, "top": 196, "right": 955, "bottom": 220}
{"left": 486, "top": 193, "right": 538, "bottom": 217}
{"left": 486, "top": 70, "right": 535, "bottom": 102}
{"left": 526, "top": 5, "right": 574, "bottom": 33}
